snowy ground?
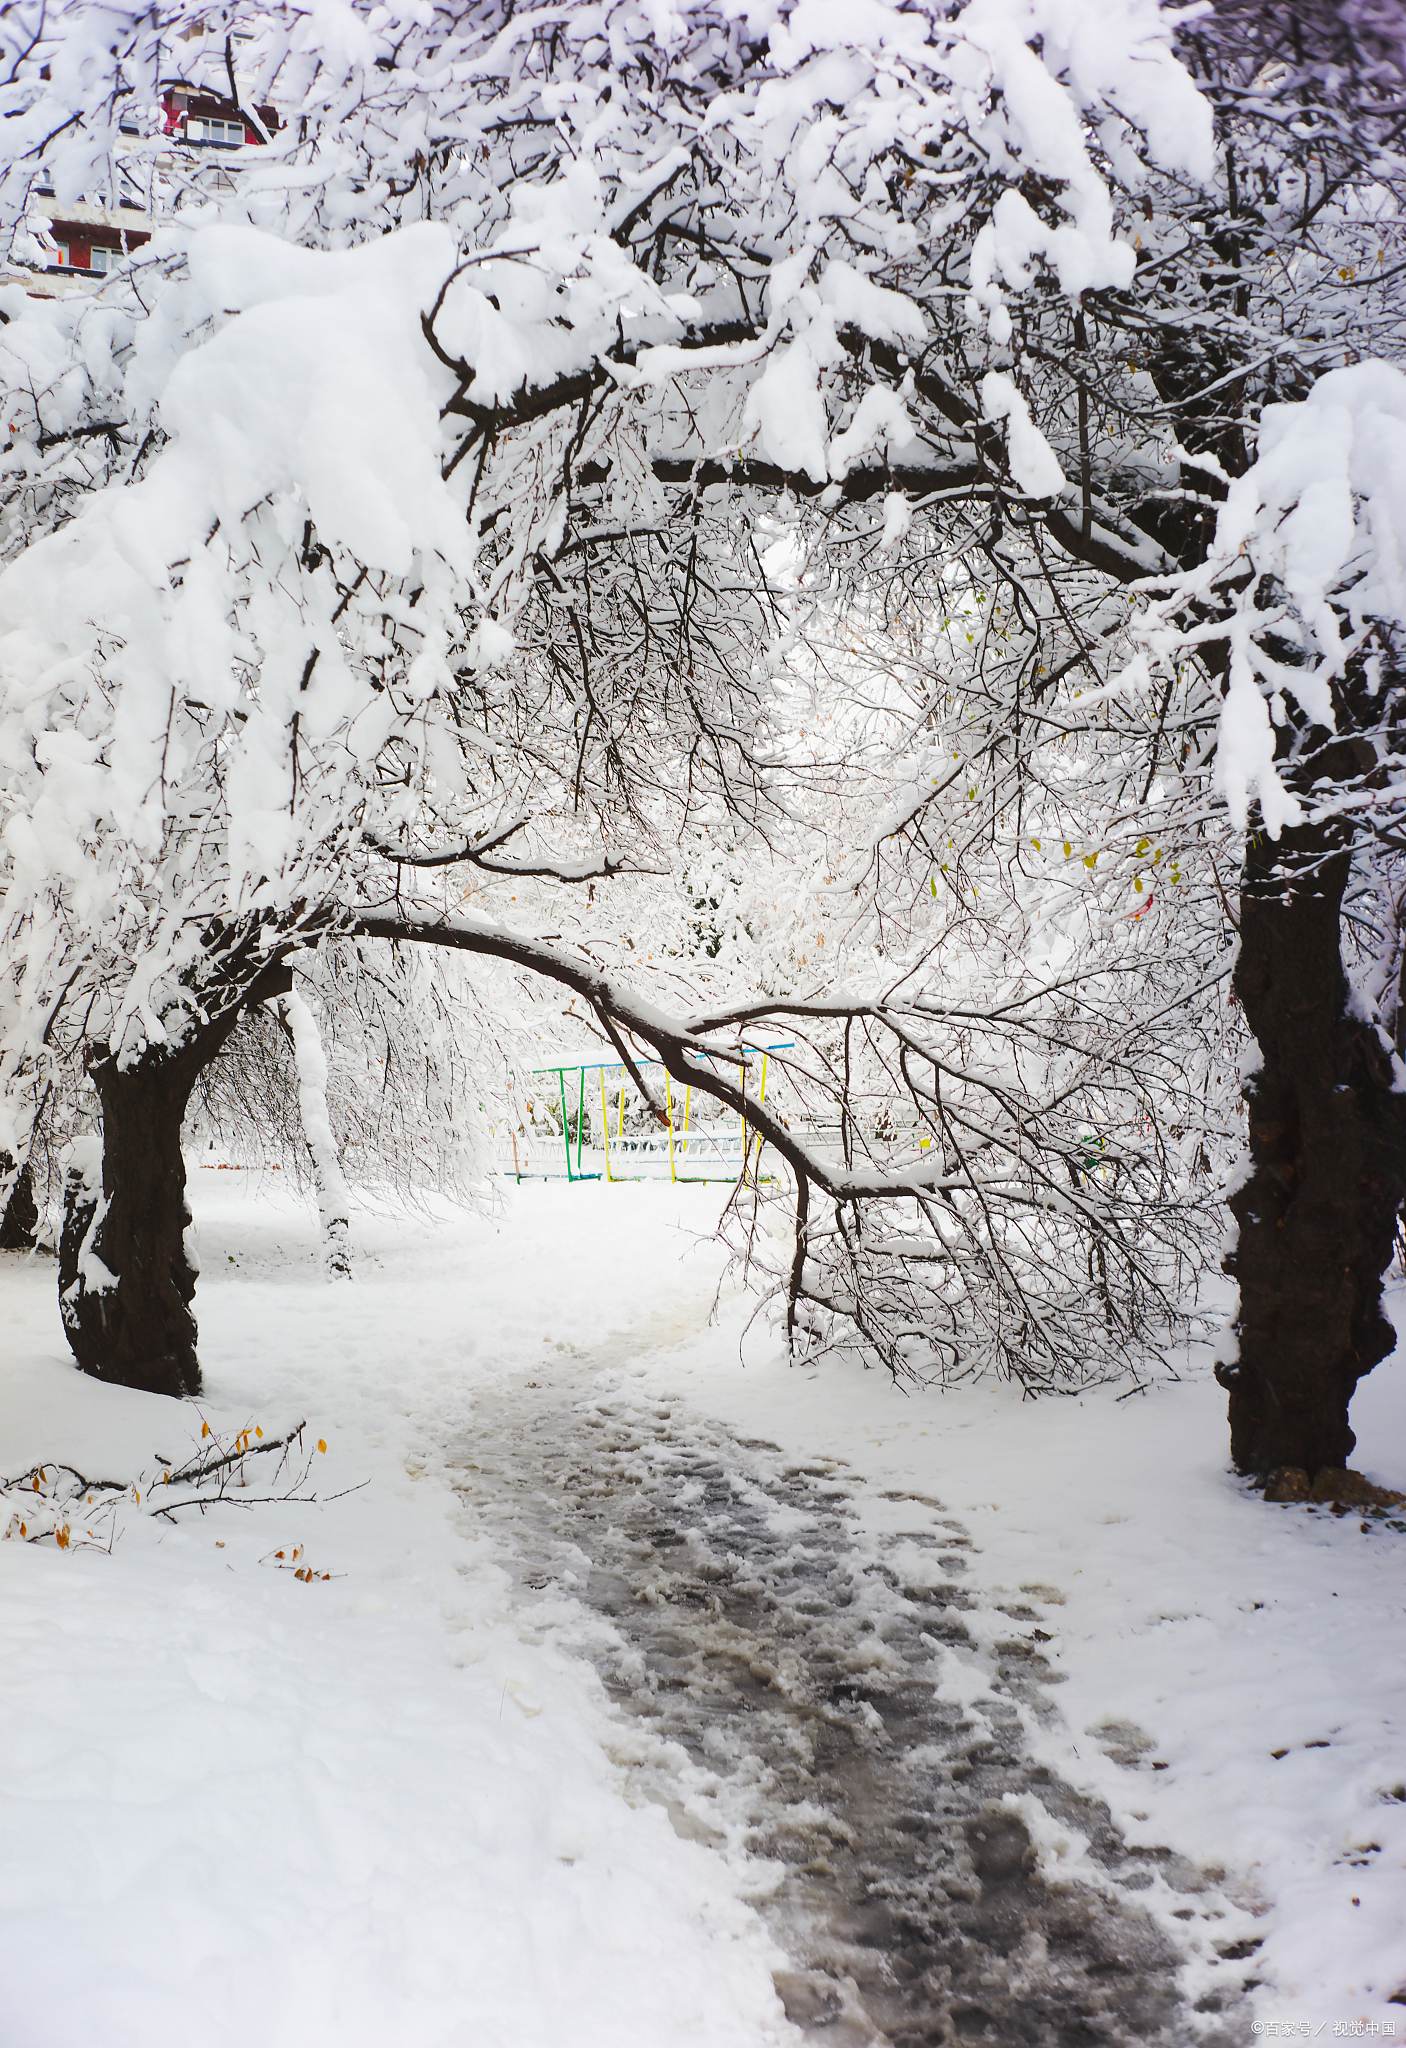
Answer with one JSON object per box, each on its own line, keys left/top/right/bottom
{"left": 2, "top": 1169, "right": 1405, "bottom": 2044}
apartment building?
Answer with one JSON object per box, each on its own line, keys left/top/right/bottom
{"left": 14, "top": 84, "right": 276, "bottom": 298}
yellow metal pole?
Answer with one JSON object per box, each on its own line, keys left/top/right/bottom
{"left": 665, "top": 1072, "right": 677, "bottom": 1182}
{"left": 682, "top": 1085, "right": 690, "bottom": 1169}
{"left": 754, "top": 1052, "right": 769, "bottom": 1171}
{"left": 600, "top": 1067, "right": 613, "bottom": 1183}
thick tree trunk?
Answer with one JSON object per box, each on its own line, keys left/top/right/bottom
{"left": 58, "top": 1043, "right": 214, "bottom": 1397}
{"left": 58, "top": 963, "right": 291, "bottom": 1398}
{"left": 1219, "top": 817, "right": 1406, "bottom": 1478}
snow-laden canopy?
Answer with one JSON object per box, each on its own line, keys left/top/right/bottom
{"left": 0, "top": 0, "right": 1211, "bottom": 1107}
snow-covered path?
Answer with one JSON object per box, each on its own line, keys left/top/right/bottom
{"left": 452, "top": 1360, "right": 1243, "bottom": 2045}
{"left": 3, "top": 1170, "right": 1405, "bottom": 2043}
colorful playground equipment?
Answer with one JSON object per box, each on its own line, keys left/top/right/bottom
{"left": 503, "top": 1045, "right": 793, "bottom": 1183}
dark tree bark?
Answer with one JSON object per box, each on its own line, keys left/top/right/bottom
{"left": 59, "top": 1045, "right": 209, "bottom": 1397}
{"left": 1219, "top": 805, "right": 1406, "bottom": 1478}
{"left": 0, "top": 1153, "right": 38, "bottom": 1249}
{"left": 59, "top": 961, "right": 291, "bottom": 1398}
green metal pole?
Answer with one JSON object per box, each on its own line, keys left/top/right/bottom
{"left": 577, "top": 1066, "right": 586, "bottom": 1176}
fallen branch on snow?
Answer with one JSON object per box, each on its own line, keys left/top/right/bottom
{"left": 0, "top": 1420, "right": 361, "bottom": 1550}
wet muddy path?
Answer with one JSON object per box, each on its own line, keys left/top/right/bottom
{"left": 451, "top": 1357, "right": 1250, "bottom": 2047}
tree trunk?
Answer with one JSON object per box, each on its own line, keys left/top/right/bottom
{"left": 1219, "top": 816, "right": 1406, "bottom": 1478}
{"left": 273, "top": 990, "right": 352, "bottom": 1280}
{"left": 0, "top": 1153, "right": 38, "bottom": 1249}
{"left": 59, "top": 964, "right": 291, "bottom": 1398}
{"left": 59, "top": 1043, "right": 214, "bottom": 1397}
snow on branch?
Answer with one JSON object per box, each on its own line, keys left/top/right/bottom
{"left": 1132, "top": 361, "right": 1406, "bottom": 838}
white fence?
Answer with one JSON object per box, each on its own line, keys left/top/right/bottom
{"left": 497, "top": 1127, "right": 764, "bottom": 1182}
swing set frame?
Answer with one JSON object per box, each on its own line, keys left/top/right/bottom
{"left": 512, "top": 1045, "right": 793, "bottom": 1184}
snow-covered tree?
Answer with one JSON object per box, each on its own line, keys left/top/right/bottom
{"left": 677, "top": 0, "right": 1406, "bottom": 1476}
{"left": 0, "top": 0, "right": 1217, "bottom": 1400}
{"left": 1079, "top": 2, "right": 1406, "bottom": 1481}
{"left": 4, "top": 0, "right": 1401, "bottom": 1490}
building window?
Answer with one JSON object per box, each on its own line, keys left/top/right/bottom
{"left": 185, "top": 116, "right": 245, "bottom": 146}
{"left": 88, "top": 247, "right": 119, "bottom": 273}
